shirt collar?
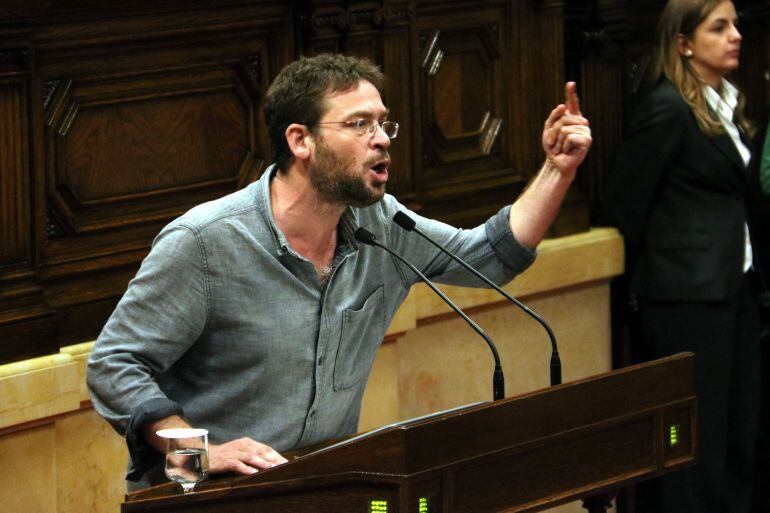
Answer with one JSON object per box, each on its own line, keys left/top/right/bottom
{"left": 257, "top": 164, "right": 290, "bottom": 254}
{"left": 338, "top": 205, "right": 362, "bottom": 253}
{"left": 703, "top": 78, "right": 739, "bottom": 119}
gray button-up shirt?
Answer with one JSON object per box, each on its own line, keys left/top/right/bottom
{"left": 86, "top": 165, "right": 536, "bottom": 488}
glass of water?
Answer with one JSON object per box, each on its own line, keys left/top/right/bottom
{"left": 157, "top": 428, "right": 209, "bottom": 494}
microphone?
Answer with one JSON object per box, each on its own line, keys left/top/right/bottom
{"left": 354, "top": 227, "right": 505, "bottom": 401}
{"left": 392, "top": 210, "right": 562, "bottom": 386}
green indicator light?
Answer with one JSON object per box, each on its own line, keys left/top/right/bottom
{"left": 370, "top": 499, "right": 388, "bottom": 513}
{"left": 669, "top": 424, "right": 680, "bottom": 447}
{"left": 419, "top": 496, "right": 429, "bottom": 512}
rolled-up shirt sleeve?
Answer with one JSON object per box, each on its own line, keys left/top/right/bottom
{"left": 485, "top": 204, "right": 537, "bottom": 276}
{"left": 124, "top": 398, "right": 185, "bottom": 480}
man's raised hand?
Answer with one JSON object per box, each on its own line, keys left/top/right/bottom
{"left": 542, "top": 81, "right": 592, "bottom": 177}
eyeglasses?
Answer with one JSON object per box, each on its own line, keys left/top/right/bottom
{"left": 316, "top": 119, "right": 399, "bottom": 139}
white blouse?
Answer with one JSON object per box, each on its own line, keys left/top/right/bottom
{"left": 704, "top": 80, "right": 753, "bottom": 273}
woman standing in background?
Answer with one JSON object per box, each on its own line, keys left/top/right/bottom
{"left": 605, "top": 1, "right": 764, "bottom": 512}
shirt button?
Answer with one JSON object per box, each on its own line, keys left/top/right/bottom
{"left": 310, "top": 410, "right": 316, "bottom": 418}
{"left": 317, "top": 357, "right": 323, "bottom": 366}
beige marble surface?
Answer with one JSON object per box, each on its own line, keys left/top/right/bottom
{"left": 60, "top": 341, "right": 96, "bottom": 403}
{"left": 56, "top": 410, "right": 127, "bottom": 513}
{"left": 385, "top": 227, "right": 623, "bottom": 333}
{"left": 391, "top": 285, "right": 611, "bottom": 418}
{"left": 0, "top": 227, "right": 623, "bottom": 513}
{"left": 0, "top": 354, "right": 80, "bottom": 430}
{"left": 0, "top": 424, "right": 57, "bottom": 512}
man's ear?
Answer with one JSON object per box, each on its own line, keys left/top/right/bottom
{"left": 285, "top": 123, "right": 313, "bottom": 162}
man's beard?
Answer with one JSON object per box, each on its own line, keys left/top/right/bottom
{"left": 310, "top": 137, "right": 387, "bottom": 208}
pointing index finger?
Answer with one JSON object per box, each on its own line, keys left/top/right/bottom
{"left": 565, "top": 82, "right": 580, "bottom": 115}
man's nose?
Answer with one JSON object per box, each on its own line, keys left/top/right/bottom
{"left": 371, "top": 124, "right": 392, "bottom": 150}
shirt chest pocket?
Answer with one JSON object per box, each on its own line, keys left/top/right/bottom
{"left": 333, "top": 285, "right": 386, "bottom": 391}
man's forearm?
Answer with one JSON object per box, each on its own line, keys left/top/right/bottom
{"left": 509, "top": 160, "right": 574, "bottom": 249}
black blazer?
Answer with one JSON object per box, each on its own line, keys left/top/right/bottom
{"left": 606, "top": 80, "right": 756, "bottom": 302}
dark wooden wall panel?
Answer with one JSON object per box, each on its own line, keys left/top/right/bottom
{"left": 381, "top": 21, "right": 416, "bottom": 196}
{"left": 0, "top": 73, "right": 30, "bottom": 268}
{"left": 412, "top": 0, "right": 540, "bottom": 227}
{"left": 0, "top": 1, "right": 295, "bottom": 362}
{"left": 44, "top": 72, "right": 252, "bottom": 233}
{"left": 418, "top": 13, "right": 508, "bottom": 177}
{"left": 0, "top": 48, "right": 59, "bottom": 361}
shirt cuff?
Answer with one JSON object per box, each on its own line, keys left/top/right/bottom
{"left": 125, "top": 397, "right": 184, "bottom": 482}
{"left": 485, "top": 204, "right": 537, "bottom": 274}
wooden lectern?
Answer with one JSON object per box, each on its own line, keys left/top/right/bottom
{"left": 122, "top": 353, "right": 696, "bottom": 513}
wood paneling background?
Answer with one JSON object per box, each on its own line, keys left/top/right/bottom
{"left": 0, "top": 0, "right": 768, "bottom": 364}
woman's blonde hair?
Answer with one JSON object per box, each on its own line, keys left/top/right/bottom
{"left": 648, "top": 0, "right": 754, "bottom": 137}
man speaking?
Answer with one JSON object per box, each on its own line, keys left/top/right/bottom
{"left": 87, "top": 53, "right": 591, "bottom": 490}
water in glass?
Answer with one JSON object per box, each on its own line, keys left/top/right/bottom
{"left": 157, "top": 428, "right": 209, "bottom": 493}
